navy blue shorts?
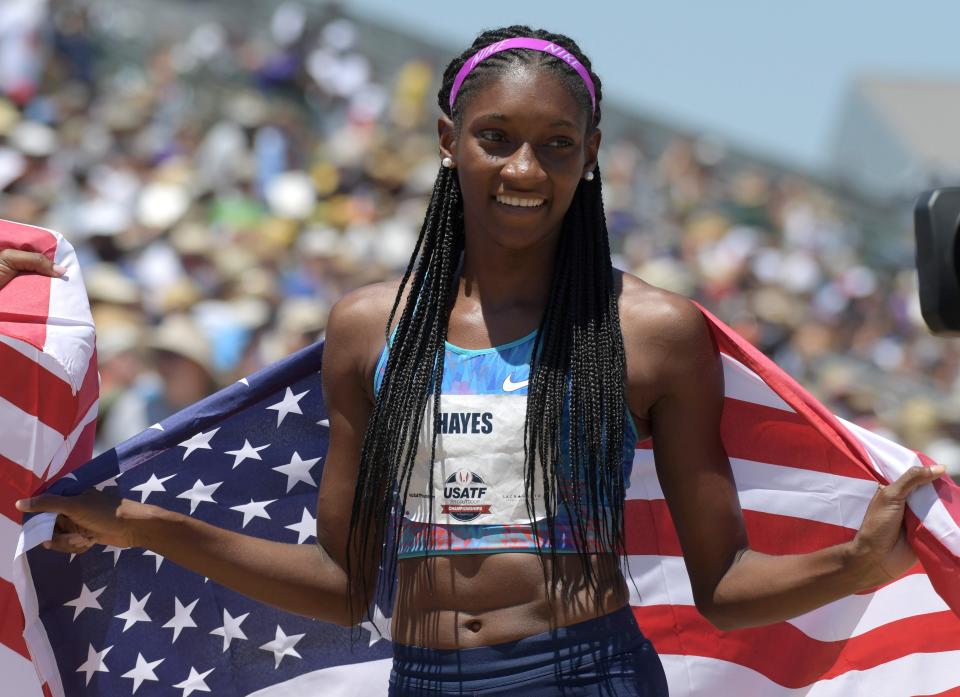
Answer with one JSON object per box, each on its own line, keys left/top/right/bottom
{"left": 388, "top": 604, "right": 669, "bottom": 696}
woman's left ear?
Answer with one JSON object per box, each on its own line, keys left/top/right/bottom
{"left": 584, "top": 128, "right": 601, "bottom": 177}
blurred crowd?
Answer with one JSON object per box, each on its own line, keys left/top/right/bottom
{"left": 1, "top": 0, "right": 958, "bottom": 478}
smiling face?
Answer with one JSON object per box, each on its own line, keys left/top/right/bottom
{"left": 440, "top": 64, "right": 601, "bottom": 253}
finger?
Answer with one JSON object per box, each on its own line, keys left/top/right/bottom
{"left": 885, "top": 464, "right": 946, "bottom": 500}
{"left": 54, "top": 516, "right": 81, "bottom": 534}
{"left": 43, "top": 533, "right": 94, "bottom": 555}
{"left": 15, "top": 494, "right": 73, "bottom": 515}
{"left": 0, "top": 250, "right": 65, "bottom": 276}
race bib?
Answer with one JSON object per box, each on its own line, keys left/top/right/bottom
{"left": 402, "top": 394, "right": 549, "bottom": 525}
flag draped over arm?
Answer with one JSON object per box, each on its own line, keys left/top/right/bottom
{"left": 0, "top": 219, "right": 98, "bottom": 697}
{"left": 630, "top": 303, "right": 960, "bottom": 696}
{"left": 16, "top": 339, "right": 394, "bottom": 697}
{"left": 11, "top": 273, "right": 960, "bottom": 695}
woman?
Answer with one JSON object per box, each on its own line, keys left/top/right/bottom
{"left": 15, "top": 27, "right": 942, "bottom": 696}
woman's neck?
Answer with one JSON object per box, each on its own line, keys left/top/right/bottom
{"left": 457, "top": 227, "right": 559, "bottom": 314}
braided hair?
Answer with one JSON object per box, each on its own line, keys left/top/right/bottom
{"left": 346, "top": 25, "right": 628, "bottom": 626}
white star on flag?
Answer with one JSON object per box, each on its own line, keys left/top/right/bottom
{"left": 177, "top": 427, "right": 220, "bottom": 460}
{"left": 259, "top": 625, "right": 306, "bottom": 668}
{"left": 176, "top": 479, "right": 223, "bottom": 514}
{"left": 143, "top": 549, "right": 164, "bottom": 572}
{"left": 130, "top": 473, "right": 176, "bottom": 503}
{"left": 359, "top": 605, "right": 393, "bottom": 647}
{"left": 93, "top": 475, "right": 119, "bottom": 491}
{"left": 224, "top": 439, "right": 270, "bottom": 469}
{"left": 272, "top": 451, "right": 320, "bottom": 492}
{"left": 101, "top": 544, "right": 124, "bottom": 565}
{"left": 64, "top": 583, "right": 105, "bottom": 621}
{"left": 230, "top": 498, "right": 276, "bottom": 527}
{"left": 210, "top": 608, "right": 249, "bottom": 651}
{"left": 173, "top": 666, "right": 214, "bottom": 697}
{"left": 115, "top": 591, "right": 152, "bottom": 632}
{"left": 266, "top": 387, "right": 308, "bottom": 426}
{"left": 121, "top": 653, "right": 164, "bottom": 694}
{"left": 284, "top": 507, "right": 317, "bottom": 544}
{"left": 76, "top": 643, "right": 112, "bottom": 686}
{"left": 163, "top": 597, "right": 199, "bottom": 643}
{"left": 317, "top": 418, "right": 329, "bottom": 427}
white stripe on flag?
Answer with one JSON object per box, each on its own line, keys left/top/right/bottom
{"left": 626, "top": 555, "right": 950, "bottom": 641}
{"left": 44, "top": 226, "right": 95, "bottom": 391}
{"left": 843, "top": 418, "right": 960, "bottom": 558}
{"left": 0, "top": 394, "right": 65, "bottom": 475}
{"left": 628, "top": 451, "right": 878, "bottom": 528}
{"left": 0, "top": 335, "right": 77, "bottom": 397}
{"left": 13, "top": 540, "right": 65, "bottom": 697}
{"left": 659, "top": 650, "right": 960, "bottom": 697}
{"left": 44, "top": 399, "right": 98, "bottom": 481}
{"left": 0, "top": 514, "right": 20, "bottom": 583}
{"left": 0, "top": 643, "right": 44, "bottom": 697}
{"left": 787, "top": 572, "right": 950, "bottom": 641}
{"left": 721, "top": 353, "right": 793, "bottom": 411}
{"left": 244, "top": 658, "right": 392, "bottom": 696}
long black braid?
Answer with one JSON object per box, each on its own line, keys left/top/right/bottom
{"left": 345, "top": 25, "right": 628, "bottom": 627}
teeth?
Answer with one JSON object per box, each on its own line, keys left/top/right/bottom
{"left": 496, "top": 195, "right": 545, "bottom": 208}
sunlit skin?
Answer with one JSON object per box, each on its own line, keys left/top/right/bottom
{"left": 15, "top": 64, "right": 940, "bottom": 654}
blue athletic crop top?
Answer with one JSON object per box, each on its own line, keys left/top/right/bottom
{"left": 373, "top": 328, "right": 638, "bottom": 559}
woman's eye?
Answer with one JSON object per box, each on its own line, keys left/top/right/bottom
{"left": 547, "top": 137, "right": 574, "bottom": 148}
{"left": 479, "top": 130, "right": 506, "bottom": 142}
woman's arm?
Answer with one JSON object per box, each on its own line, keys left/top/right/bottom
{"left": 623, "top": 287, "right": 942, "bottom": 631}
{"left": 16, "top": 286, "right": 387, "bottom": 626}
{"left": 21, "top": 493, "right": 355, "bottom": 624}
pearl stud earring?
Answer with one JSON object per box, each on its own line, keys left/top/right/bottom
{"left": 441, "top": 156, "right": 455, "bottom": 169}
{"left": 583, "top": 171, "right": 595, "bottom": 182}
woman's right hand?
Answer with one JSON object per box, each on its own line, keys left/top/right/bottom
{"left": 0, "top": 248, "right": 65, "bottom": 290}
{"left": 15, "top": 490, "right": 152, "bottom": 554}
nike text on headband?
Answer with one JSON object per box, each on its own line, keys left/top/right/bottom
{"left": 448, "top": 37, "right": 597, "bottom": 116}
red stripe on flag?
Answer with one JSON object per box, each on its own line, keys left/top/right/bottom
{"left": 701, "top": 304, "right": 876, "bottom": 470}
{"left": 635, "top": 604, "right": 960, "bottom": 688}
{"left": 915, "top": 451, "right": 960, "bottom": 532}
{"left": 625, "top": 499, "right": 856, "bottom": 557}
{"left": 638, "top": 398, "right": 875, "bottom": 481}
{"left": 0, "top": 451, "right": 43, "bottom": 524}
{"left": 59, "top": 418, "right": 97, "bottom": 480}
{"left": 41, "top": 683, "right": 53, "bottom": 697}
{"left": 904, "top": 507, "right": 960, "bottom": 618}
{"left": 720, "top": 398, "right": 873, "bottom": 480}
{"left": 0, "top": 220, "right": 56, "bottom": 352}
{"left": 918, "top": 687, "right": 960, "bottom": 697}
{"left": 0, "top": 577, "right": 29, "bottom": 660}
{"left": 0, "top": 343, "right": 81, "bottom": 436}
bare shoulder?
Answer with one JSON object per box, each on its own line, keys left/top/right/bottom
{"left": 327, "top": 278, "right": 404, "bottom": 338}
{"left": 615, "top": 269, "right": 710, "bottom": 350}
{"left": 324, "top": 278, "right": 406, "bottom": 395}
{"left": 615, "top": 269, "right": 720, "bottom": 407}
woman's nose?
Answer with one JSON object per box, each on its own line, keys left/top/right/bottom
{"left": 501, "top": 142, "right": 547, "bottom": 184}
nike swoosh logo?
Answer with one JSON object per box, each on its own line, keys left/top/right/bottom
{"left": 502, "top": 374, "right": 529, "bottom": 392}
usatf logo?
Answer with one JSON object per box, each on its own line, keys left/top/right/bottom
{"left": 442, "top": 469, "right": 491, "bottom": 522}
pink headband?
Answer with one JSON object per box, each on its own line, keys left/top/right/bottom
{"left": 448, "top": 37, "right": 597, "bottom": 116}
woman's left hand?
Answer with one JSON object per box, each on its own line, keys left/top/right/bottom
{"left": 0, "top": 249, "right": 65, "bottom": 290}
{"left": 848, "top": 463, "right": 945, "bottom": 587}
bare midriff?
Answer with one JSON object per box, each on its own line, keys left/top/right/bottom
{"left": 391, "top": 552, "right": 630, "bottom": 649}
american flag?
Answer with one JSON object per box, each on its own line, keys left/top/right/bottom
{"left": 16, "top": 339, "right": 394, "bottom": 697}
{"left": 634, "top": 304, "right": 960, "bottom": 696}
{"left": 6, "top": 222, "right": 960, "bottom": 696}
{"left": 1, "top": 219, "right": 98, "bottom": 697}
